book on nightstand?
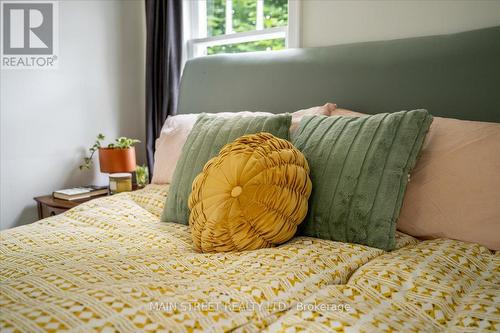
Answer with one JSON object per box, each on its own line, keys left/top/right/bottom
{"left": 52, "top": 186, "right": 108, "bottom": 201}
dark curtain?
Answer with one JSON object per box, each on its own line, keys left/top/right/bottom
{"left": 145, "top": 0, "right": 182, "bottom": 176}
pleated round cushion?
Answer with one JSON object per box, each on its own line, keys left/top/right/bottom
{"left": 188, "top": 132, "right": 312, "bottom": 253}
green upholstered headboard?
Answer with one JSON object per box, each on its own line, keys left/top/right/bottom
{"left": 178, "top": 26, "right": 500, "bottom": 123}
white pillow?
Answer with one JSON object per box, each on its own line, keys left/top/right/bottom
{"left": 151, "top": 104, "right": 336, "bottom": 184}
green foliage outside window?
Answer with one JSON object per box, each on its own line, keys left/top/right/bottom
{"left": 207, "top": 39, "right": 285, "bottom": 55}
{"left": 206, "top": 0, "right": 288, "bottom": 55}
{"left": 263, "top": 0, "right": 288, "bottom": 29}
{"left": 207, "top": 0, "right": 226, "bottom": 37}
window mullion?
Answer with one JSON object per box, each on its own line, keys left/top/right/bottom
{"left": 287, "top": 0, "right": 301, "bottom": 48}
{"left": 225, "top": 0, "right": 233, "bottom": 34}
{"left": 197, "top": 0, "right": 207, "bottom": 38}
{"left": 256, "top": 0, "right": 264, "bottom": 30}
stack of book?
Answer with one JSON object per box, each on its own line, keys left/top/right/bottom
{"left": 53, "top": 186, "right": 108, "bottom": 201}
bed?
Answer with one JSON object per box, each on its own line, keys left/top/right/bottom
{"left": 1, "top": 27, "right": 499, "bottom": 332}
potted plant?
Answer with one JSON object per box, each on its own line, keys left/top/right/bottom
{"left": 80, "top": 134, "right": 141, "bottom": 173}
{"left": 135, "top": 164, "right": 149, "bottom": 187}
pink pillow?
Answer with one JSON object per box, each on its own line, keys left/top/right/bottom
{"left": 152, "top": 104, "right": 335, "bottom": 185}
{"left": 289, "top": 103, "right": 336, "bottom": 135}
{"left": 331, "top": 108, "right": 500, "bottom": 250}
{"left": 151, "top": 113, "right": 199, "bottom": 185}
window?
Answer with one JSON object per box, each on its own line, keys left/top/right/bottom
{"left": 183, "top": 0, "right": 300, "bottom": 61}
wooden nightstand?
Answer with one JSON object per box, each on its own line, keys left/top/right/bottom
{"left": 34, "top": 194, "right": 107, "bottom": 219}
{"left": 34, "top": 185, "right": 140, "bottom": 220}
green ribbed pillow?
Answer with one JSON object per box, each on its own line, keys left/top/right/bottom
{"left": 162, "top": 113, "right": 292, "bottom": 224}
{"left": 293, "top": 110, "right": 432, "bottom": 250}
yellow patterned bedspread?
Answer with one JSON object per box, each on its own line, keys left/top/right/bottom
{"left": 0, "top": 185, "right": 498, "bottom": 332}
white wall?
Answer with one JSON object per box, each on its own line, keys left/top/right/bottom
{"left": 301, "top": 0, "right": 500, "bottom": 47}
{"left": 0, "top": 0, "right": 146, "bottom": 229}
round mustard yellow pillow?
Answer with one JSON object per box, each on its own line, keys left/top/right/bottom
{"left": 188, "top": 132, "right": 312, "bottom": 253}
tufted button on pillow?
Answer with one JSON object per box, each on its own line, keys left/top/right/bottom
{"left": 188, "top": 132, "right": 312, "bottom": 253}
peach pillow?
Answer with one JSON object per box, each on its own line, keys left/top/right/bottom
{"left": 152, "top": 104, "right": 335, "bottom": 185}
{"left": 331, "top": 108, "right": 500, "bottom": 250}
{"left": 289, "top": 103, "right": 337, "bottom": 135}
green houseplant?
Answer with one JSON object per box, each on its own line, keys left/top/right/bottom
{"left": 135, "top": 164, "right": 149, "bottom": 188}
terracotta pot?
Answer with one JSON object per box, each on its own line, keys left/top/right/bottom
{"left": 98, "top": 147, "right": 136, "bottom": 173}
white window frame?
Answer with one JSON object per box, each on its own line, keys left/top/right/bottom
{"left": 182, "top": 0, "right": 301, "bottom": 65}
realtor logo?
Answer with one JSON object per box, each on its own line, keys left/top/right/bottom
{"left": 1, "top": 1, "right": 58, "bottom": 69}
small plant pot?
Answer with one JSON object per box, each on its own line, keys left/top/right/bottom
{"left": 98, "top": 147, "right": 136, "bottom": 173}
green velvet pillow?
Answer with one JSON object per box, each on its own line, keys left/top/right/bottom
{"left": 293, "top": 110, "right": 432, "bottom": 250}
{"left": 162, "top": 113, "right": 292, "bottom": 224}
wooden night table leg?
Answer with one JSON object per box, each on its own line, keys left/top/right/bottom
{"left": 36, "top": 202, "right": 43, "bottom": 220}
